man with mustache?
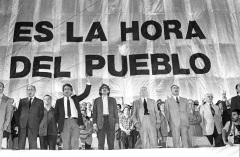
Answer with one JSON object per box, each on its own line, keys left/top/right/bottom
{"left": 164, "top": 85, "right": 191, "bottom": 148}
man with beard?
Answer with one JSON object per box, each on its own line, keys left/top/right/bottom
{"left": 164, "top": 85, "right": 191, "bottom": 148}
{"left": 93, "top": 84, "right": 119, "bottom": 150}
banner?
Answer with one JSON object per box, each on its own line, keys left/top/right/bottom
{"left": 1, "top": 0, "right": 240, "bottom": 105}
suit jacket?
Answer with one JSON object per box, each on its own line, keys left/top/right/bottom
{"left": 54, "top": 84, "right": 91, "bottom": 133}
{"left": 199, "top": 103, "right": 222, "bottom": 135}
{"left": 93, "top": 96, "right": 119, "bottom": 130}
{"left": 132, "top": 98, "right": 160, "bottom": 129}
{"left": 16, "top": 97, "right": 44, "bottom": 130}
{"left": 39, "top": 107, "right": 58, "bottom": 136}
{"left": 0, "top": 95, "right": 13, "bottom": 132}
{"left": 164, "top": 96, "right": 190, "bottom": 128}
{"left": 231, "top": 95, "right": 240, "bottom": 111}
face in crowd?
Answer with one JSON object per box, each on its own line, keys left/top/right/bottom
{"left": 86, "top": 102, "right": 92, "bottom": 111}
{"left": 140, "top": 87, "right": 148, "bottom": 98}
{"left": 27, "top": 85, "right": 36, "bottom": 98}
{"left": 0, "top": 82, "right": 4, "bottom": 94}
{"left": 123, "top": 107, "right": 130, "bottom": 117}
{"left": 232, "top": 111, "right": 240, "bottom": 123}
{"left": 205, "top": 93, "right": 213, "bottom": 104}
{"left": 63, "top": 85, "right": 73, "bottom": 97}
{"left": 171, "top": 85, "right": 179, "bottom": 96}
{"left": 100, "top": 84, "right": 110, "bottom": 96}
{"left": 188, "top": 99, "right": 194, "bottom": 112}
{"left": 43, "top": 95, "right": 52, "bottom": 106}
{"left": 236, "top": 84, "right": 240, "bottom": 94}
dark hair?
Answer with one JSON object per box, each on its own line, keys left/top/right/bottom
{"left": 236, "top": 83, "right": 240, "bottom": 94}
{"left": 171, "top": 85, "right": 179, "bottom": 90}
{"left": 27, "top": 85, "right": 36, "bottom": 90}
{"left": 62, "top": 84, "right": 73, "bottom": 92}
{"left": 232, "top": 109, "right": 240, "bottom": 116}
{"left": 117, "top": 104, "right": 121, "bottom": 109}
{"left": 99, "top": 84, "right": 110, "bottom": 96}
{"left": 43, "top": 94, "right": 52, "bottom": 100}
{"left": 0, "top": 82, "right": 4, "bottom": 88}
{"left": 215, "top": 100, "right": 222, "bottom": 106}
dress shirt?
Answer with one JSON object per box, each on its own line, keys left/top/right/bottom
{"left": 64, "top": 96, "right": 78, "bottom": 118}
{"left": 102, "top": 96, "right": 109, "bottom": 115}
{"left": 172, "top": 95, "right": 179, "bottom": 102}
{"left": 141, "top": 97, "right": 148, "bottom": 104}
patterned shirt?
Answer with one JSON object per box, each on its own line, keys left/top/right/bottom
{"left": 120, "top": 115, "right": 133, "bottom": 130}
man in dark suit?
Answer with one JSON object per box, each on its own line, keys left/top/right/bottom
{"left": 231, "top": 83, "right": 240, "bottom": 111}
{"left": 54, "top": 77, "right": 91, "bottom": 150}
{"left": 16, "top": 85, "right": 44, "bottom": 149}
{"left": 93, "top": 84, "right": 119, "bottom": 150}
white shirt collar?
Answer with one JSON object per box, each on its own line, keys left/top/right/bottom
{"left": 172, "top": 95, "right": 179, "bottom": 100}
{"left": 141, "top": 97, "right": 147, "bottom": 102}
{"left": 44, "top": 105, "right": 51, "bottom": 111}
{"left": 29, "top": 96, "right": 35, "bottom": 100}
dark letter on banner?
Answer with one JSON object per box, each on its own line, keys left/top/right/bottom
{"left": 141, "top": 20, "right": 162, "bottom": 40}
{"left": 86, "top": 55, "right": 105, "bottom": 76}
{"left": 164, "top": 20, "right": 183, "bottom": 40}
{"left": 186, "top": 21, "right": 206, "bottom": 39}
{"left": 121, "top": 21, "right": 139, "bottom": 41}
{"left": 34, "top": 21, "right": 53, "bottom": 42}
{"left": 10, "top": 56, "right": 31, "bottom": 78}
{"left": 67, "top": 22, "right": 83, "bottom": 42}
{"left": 129, "top": 54, "right": 149, "bottom": 76}
{"left": 85, "top": 22, "right": 107, "bottom": 42}
{"left": 190, "top": 53, "right": 211, "bottom": 74}
{"left": 172, "top": 54, "right": 190, "bottom": 75}
{"left": 108, "top": 55, "right": 127, "bottom": 77}
{"left": 13, "top": 22, "right": 33, "bottom": 42}
{"left": 32, "top": 56, "right": 53, "bottom": 78}
{"left": 54, "top": 57, "right": 70, "bottom": 78}
{"left": 151, "top": 54, "right": 171, "bottom": 75}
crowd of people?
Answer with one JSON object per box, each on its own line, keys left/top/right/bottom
{"left": 0, "top": 77, "right": 240, "bottom": 150}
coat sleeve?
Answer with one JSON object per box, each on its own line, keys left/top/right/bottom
{"left": 76, "top": 84, "right": 92, "bottom": 102}
{"left": 3, "top": 98, "right": 14, "bottom": 130}
{"left": 54, "top": 100, "right": 60, "bottom": 124}
{"left": 113, "top": 98, "right": 119, "bottom": 124}
{"left": 15, "top": 99, "right": 23, "bottom": 127}
{"left": 38, "top": 99, "right": 44, "bottom": 125}
{"left": 164, "top": 100, "right": 170, "bottom": 123}
{"left": 153, "top": 100, "right": 161, "bottom": 124}
{"left": 132, "top": 101, "right": 138, "bottom": 125}
{"left": 92, "top": 98, "right": 97, "bottom": 125}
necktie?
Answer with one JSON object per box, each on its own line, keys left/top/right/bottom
{"left": 176, "top": 97, "right": 180, "bottom": 104}
{"left": 210, "top": 104, "right": 215, "bottom": 117}
{"left": 67, "top": 97, "right": 71, "bottom": 118}
{"left": 29, "top": 98, "right": 32, "bottom": 108}
{"left": 143, "top": 99, "right": 149, "bottom": 115}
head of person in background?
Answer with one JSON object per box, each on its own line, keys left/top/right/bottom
{"left": 236, "top": 83, "right": 240, "bottom": 95}
{"left": 123, "top": 105, "right": 131, "bottom": 118}
{"left": 0, "top": 82, "right": 4, "bottom": 94}
{"left": 99, "top": 84, "right": 110, "bottom": 96}
{"left": 81, "top": 102, "right": 87, "bottom": 111}
{"left": 81, "top": 107, "right": 86, "bottom": 119}
{"left": 231, "top": 109, "right": 240, "bottom": 125}
{"left": 171, "top": 85, "right": 179, "bottom": 96}
{"left": 157, "top": 99, "right": 164, "bottom": 112}
{"left": 188, "top": 99, "right": 194, "bottom": 113}
{"left": 117, "top": 104, "right": 122, "bottom": 113}
{"left": 205, "top": 93, "right": 213, "bottom": 104}
{"left": 86, "top": 102, "right": 92, "bottom": 111}
{"left": 62, "top": 83, "right": 73, "bottom": 97}
{"left": 140, "top": 87, "right": 148, "bottom": 98}
{"left": 216, "top": 100, "right": 223, "bottom": 113}
{"left": 194, "top": 100, "right": 199, "bottom": 106}
{"left": 194, "top": 101, "right": 200, "bottom": 111}
{"left": 43, "top": 94, "right": 52, "bottom": 109}
{"left": 27, "top": 85, "right": 36, "bottom": 98}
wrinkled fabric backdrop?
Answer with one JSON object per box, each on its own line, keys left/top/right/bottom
{"left": 0, "top": 0, "right": 240, "bottom": 106}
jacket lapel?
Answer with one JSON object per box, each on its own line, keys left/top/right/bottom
{"left": 100, "top": 97, "right": 103, "bottom": 115}
{"left": 108, "top": 97, "right": 111, "bottom": 114}
{"left": 61, "top": 98, "right": 65, "bottom": 116}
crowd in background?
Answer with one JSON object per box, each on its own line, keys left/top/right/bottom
{"left": 0, "top": 79, "right": 240, "bottom": 150}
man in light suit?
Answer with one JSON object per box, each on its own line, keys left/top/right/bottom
{"left": 16, "top": 85, "right": 44, "bottom": 149}
{"left": 54, "top": 76, "right": 91, "bottom": 150}
{"left": 0, "top": 82, "right": 13, "bottom": 149}
{"left": 93, "top": 84, "right": 119, "bottom": 150}
{"left": 132, "top": 87, "right": 160, "bottom": 148}
{"left": 230, "top": 83, "right": 240, "bottom": 111}
{"left": 199, "top": 93, "right": 223, "bottom": 146}
{"left": 164, "top": 85, "right": 191, "bottom": 148}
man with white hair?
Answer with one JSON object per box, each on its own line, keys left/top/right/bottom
{"left": 132, "top": 87, "right": 160, "bottom": 148}
{"left": 199, "top": 93, "right": 223, "bottom": 146}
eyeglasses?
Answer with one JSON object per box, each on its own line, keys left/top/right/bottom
{"left": 207, "top": 96, "right": 213, "bottom": 98}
